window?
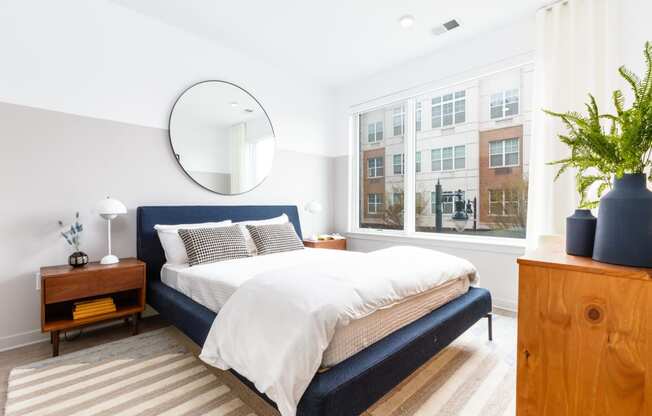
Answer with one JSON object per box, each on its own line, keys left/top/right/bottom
{"left": 368, "top": 193, "right": 383, "bottom": 214}
{"left": 393, "top": 106, "right": 404, "bottom": 136}
{"left": 454, "top": 145, "right": 465, "bottom": 169}
{"left": 368, "top": 121, "right": 383, "bottom": 143}
{"left": 432, "top": 90, "right": 465, "bottom": 128}
{"left": 431, "top": 146, "right": 464, "bottom": 171}
{"left": 367, "top": 157, "right": 384, "bottom": 178}
{"left": 489, "top": 138, "right": 519, "bottom": 168}
{"left": 356, "top": 65, "right": 531, "bottom": 238}
{"left": 430, "top": 191, "right": 465, "bottom": 215}
{"left": 393, "top": 154, "right": 404, "bottom": 175}
{"left": 359, "top": 102, "right": 406, "bottom": 230}
{"left": 490, "top": 89, "right": 519, "bottom": 119}
{"left": 489, "top": 189, "right": 520, "bottom": 216}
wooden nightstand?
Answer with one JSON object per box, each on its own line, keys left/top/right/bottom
{"left": 40, "top": 258, "right": 146, "bottom": 356}
{"left": 303, "top": 238, "right": 347, "bottom": 250}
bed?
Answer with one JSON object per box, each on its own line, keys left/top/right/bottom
{"left": 137, "top": 205, "right": 493, "bottom": 416}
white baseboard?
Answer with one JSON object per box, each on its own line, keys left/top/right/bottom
{"left": 492, "top": 298, "right": 517, "bottom": 313}
{"left": 0, "top": 307, "right": 159, "bottom": 353}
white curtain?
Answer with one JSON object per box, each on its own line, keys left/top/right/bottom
{"left": 526, "top": 0, "right": 621, "bottom": 248}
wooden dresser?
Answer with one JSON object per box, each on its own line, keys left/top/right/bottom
{"left": 516, "top": 241, "right": 652, "bottom": 416}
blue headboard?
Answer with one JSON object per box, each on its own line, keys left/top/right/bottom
{"left": 137, "top": 205, "right": 302, "bottom": 283}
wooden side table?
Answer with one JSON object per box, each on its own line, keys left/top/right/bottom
{"left": 303, "top": 238, "right": 347, "bottom": 250}
{"left": 40, "top": 258, "right": 146, "bottom": 356}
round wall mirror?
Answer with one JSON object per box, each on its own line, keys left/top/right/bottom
{"left": 169, "top": 80, "right": 275, "bottom": 195}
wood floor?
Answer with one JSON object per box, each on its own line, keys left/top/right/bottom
{"left": 1, "top": 310, "right": 516, "bottom": 416}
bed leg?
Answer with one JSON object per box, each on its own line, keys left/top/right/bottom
{"left": 486, "top": 313, "right": 493, "bottom": 341}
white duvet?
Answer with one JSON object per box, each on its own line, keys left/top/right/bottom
{"left": 199, "top": 245, "right": 478, "bottom": 416}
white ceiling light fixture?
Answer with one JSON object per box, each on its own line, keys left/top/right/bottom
{"left": 399, "top": 15, "right": 415, "bottom": 28}
{"left": 229, "top": 101, "right": 239, "bottom": 107}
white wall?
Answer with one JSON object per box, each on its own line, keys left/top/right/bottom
{"left": 0, "top": 0, "right": 335, "bottom": 157}
{"left": 0, "top": 0, "right": 336, "bottom": 350}
{"left": 331, "top": 18, "right": 538, "bottom": 310}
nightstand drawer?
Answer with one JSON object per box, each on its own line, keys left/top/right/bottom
{"left": 44, "top": 265, "right": 144, "bottom": 304}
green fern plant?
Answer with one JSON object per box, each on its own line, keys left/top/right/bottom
{"left": 545, "top": 41, "right": 652, "bottom": 208}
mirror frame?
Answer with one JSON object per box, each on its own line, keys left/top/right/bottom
{"left": 168, "top": 80, "right": 276, "bottom": 196}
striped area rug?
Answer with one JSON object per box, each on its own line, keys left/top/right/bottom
{"left": 4, "top": 328, "right": 256, "bottom": 416}
{"left": 5, "top": 322, "right": 515, "bottom": 416}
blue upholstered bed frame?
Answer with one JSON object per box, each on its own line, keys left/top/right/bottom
{"left": 137, "top": 205, "right": 492, "bottom": 416}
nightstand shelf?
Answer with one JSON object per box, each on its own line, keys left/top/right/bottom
{"left": 40, "top": 258, "right": 146, "bottom": 356}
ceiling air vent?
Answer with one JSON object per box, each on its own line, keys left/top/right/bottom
{"left": 432, "top": 19, "right": 460, "bottom": 36}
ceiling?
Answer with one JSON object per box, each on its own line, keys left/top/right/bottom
{"left": 114, "top": 0, "right": 547, "bottom": 87}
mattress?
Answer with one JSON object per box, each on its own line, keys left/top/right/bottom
{"left": 160, "top": 248, "right": 471, "bottom": 367}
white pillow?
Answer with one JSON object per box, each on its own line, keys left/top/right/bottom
{"left": 236, "top": 214, "right": 289, "bottom": 255}
{"left": 154, "top": 220, "right": 232, "bottom": 264}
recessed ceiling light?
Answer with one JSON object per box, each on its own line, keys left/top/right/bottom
{"left": 399, "top": 15, "right": 415, "bottom": 28}
{"left": 244, "top": 108, "right": 254, "bottom": 113}
{"left": 229, "top": 101, "right": 239, "bottom": 107}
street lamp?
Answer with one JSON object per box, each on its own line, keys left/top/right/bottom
{"left": 452, "top": 189, "right": 468, "bottom": 232}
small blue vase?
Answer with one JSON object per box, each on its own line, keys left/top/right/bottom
{"left": 566, "top": 209, "right": 596, "bottom": 257}
{"left": 592, "top": 173, "right": 652, "bottom": 267}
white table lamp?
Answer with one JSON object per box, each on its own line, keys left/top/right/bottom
{"left": 97, "top": 197, "right": 127, "bottom": 265}
{"left": 304, "top": 201, "right": 323, "bottom": 241}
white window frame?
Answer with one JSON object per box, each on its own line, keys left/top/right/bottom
{"left": 431, "top": 145, "right": 465, "bottom": 172}
{"left": 490, "top": 89, "right": 520, "bottom": 120}
{"left": 392, "top": 106, "right": 404, "bottom": 136}
{"left": 367, "top": 121, "right": 384, "bottom": 143}
{"left": 368, "top": 193, "right": 383, "bottom": 214}
{"left": 432, "top": 90, "right": 466, "bottom": 128}
{"left": 367, "top": 156, "right": 384, "bottom": 178}
{"left": 349, "top": 61, "right": 533, "bottom": 248}
{"left": 489, "top": 138, "right": 520, "bottom": 168}
{"left": 393, "top": 153, "right": 405, "bottom": 175}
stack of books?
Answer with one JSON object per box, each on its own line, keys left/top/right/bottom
{"left": 73, "top": 297, "right": 116, "bottom": 320}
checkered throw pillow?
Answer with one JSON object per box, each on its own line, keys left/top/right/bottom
{"left": 245, "top": 223, "right": 304, "bottom": 255}
{"left": 178, "top": 225, "right": 251, "bottom": 266}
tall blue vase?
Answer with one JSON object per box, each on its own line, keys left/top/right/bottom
{"left": 592, "top": 173, "right": 652, "bottom": 267}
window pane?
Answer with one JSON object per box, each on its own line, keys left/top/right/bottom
{"left": 415, "top": 102, "right": 422, "bottom": 132}
{"left": 407, "top": 68, "right": 530, "bottom": 239}
{"left": 454, "top": 145, "right": 465, "bottom": 169}
{"left": 359, "top": 102, "right": 405, "bottom": 230}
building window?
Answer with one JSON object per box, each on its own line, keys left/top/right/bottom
{"left": 454, "top": 145, "right": 465, "bottom": 169}
{"left": 490, "top": 89, "right": 519, "bottom": 119}
{"left": 368, "top": 121, "right": 383, "bottom": 143}
{"left": 432, "top": 90, "right": 465, "bottom": 128}
{"left": 416, "top": 102, "right": 422, "bottom": 132}
{"left": 430, "top": 191, "right": 464, "bottom": 215}
{"left": 368, "top": 193, "right": 383, "bottom": 214}
{"left": 367, "top": 156, "right": 384, "bottom": 178}
{"left": 393, "top": 154, "right": 404, "bottom": 175}
{"left": 489, "top": 138, "right": 519, "bottom": 168}
{"left": 431, "top": 145, "right": 464, "bottom": 171}
{"left": 489, "top": 189, "right": 519, "bottom": 216}
{"left": 393, "top": 106, "right": 404, "bottom": 136}
{"left": 415, "top": 151, "right": 421, "bottom": 173}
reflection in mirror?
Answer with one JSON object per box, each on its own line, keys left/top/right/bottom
{"left": 169, "top": 81, "right": 275, "bottom": 195}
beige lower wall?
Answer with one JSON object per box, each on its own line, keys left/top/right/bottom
{"left": 0, "top": 101, "right": 336, "bottom": 350}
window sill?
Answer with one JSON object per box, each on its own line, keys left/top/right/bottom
{"left": 345, "top": 230, "right": 527, "bottom": 255}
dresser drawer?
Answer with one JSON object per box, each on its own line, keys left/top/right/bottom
{"left": 44, "top": 265, "right": 144, "bottom": 304}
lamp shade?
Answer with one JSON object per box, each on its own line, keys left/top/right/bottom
{"left": 97, "top": 197, "right": 127, "bottom": 218}
{"left": 305, "top": 201, "right": 323, "bottom": 214}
